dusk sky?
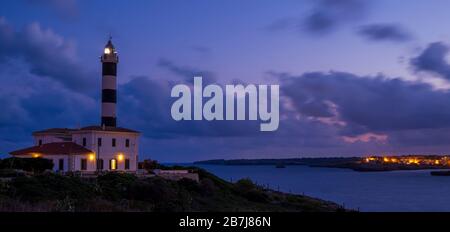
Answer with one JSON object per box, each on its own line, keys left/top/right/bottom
{"left": 3, "top": 0, "right": 450, "bottom": 162}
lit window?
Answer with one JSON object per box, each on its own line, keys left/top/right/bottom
{"left": 104, "top": 47, "right": 111, "bottom": 54}
{"left": 110, "top": 159, "right": 117, "bottom": 170}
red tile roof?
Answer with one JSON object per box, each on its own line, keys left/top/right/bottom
{"left": 9, "top": 142, "right": 93, "bottom": 156}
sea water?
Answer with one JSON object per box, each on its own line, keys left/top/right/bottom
{"left": 192, "top": 164, "right": 450, "bottom": 212}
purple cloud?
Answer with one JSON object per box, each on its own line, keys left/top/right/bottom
{"left": 410, "top": 42, "right": 450, "bottom": 80}
{"left": 303, "top": 0, "right": 369, "bottom": 34}
{"left": 0, "top": 17, "right": 97, "bottom": 94}
{"left": 357, "top": 23, "right": 413, "bottom": 42}
{"left": 278, "top": 71, "right": 450, "bottom": 133}
{"left": 25, "top": 0, "right": 79, "bottom": 20}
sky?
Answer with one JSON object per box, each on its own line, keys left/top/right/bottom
{"left": 3, "top": 0, "right": 450, "bottom": 162}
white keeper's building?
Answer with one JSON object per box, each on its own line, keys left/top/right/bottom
{"left": 10, "top": 39, "right": 140, "bottom": 173}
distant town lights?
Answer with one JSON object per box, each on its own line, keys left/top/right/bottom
{"left": 365, "top": 155, "right": 449, "bottom": 166}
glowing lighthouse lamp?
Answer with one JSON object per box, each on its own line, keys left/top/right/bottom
{"left": 104, "top": 47, "right": 111, "bottom": 55}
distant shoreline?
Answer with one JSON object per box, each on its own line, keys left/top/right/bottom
{"left": 194, "top": 157, "right": 450, "bottom": 172}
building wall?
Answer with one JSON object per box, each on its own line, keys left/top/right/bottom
{"left": 71, "top": 131, "right": 139, "bottom": 171}
{"left": 31, "top": 130, "right": 139, "bottom": 172}
{"left": 48, "top": 155, "right": 69, "bottom": 172}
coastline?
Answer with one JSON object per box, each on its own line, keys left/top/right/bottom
{"left": 194, "top": 157, "right": 450, "bottom": 173}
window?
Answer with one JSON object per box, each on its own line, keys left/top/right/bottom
{"left": 82, "top": 137, "right": 87, "bottom": 147}
{"left": 81, "top": 159, "right": 87, "bottom": 170}
{"left": 125, "top": 159, "right": 130, "bottom": 170}
{"left": 97, "top": 159, "right": 104, "bottom": 170}
{"left": 112, "top": 138, "right": 116, "bottom": 147}
{"left": 110, "top": 159, "right": 117, "bottom": 170}
{"left": 125, "top": 139, "right": 130, "bottom": 147}
{"left": 98, "top": 138, "right": 102, "bottom": 147}
{"left": 38, "top": 140, "right": 42, "bottom": 146}
{"left": 58, "top": 159, "right": 64, "bottom": 171}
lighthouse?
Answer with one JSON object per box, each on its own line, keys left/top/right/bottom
{"left": 10, "top": 38, "right": 140, "bottom": 173}
{"left": 101, "top": 38, "right": 118, "bottom": 127}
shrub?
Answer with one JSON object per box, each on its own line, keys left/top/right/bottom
{"left": 178, "top": 178, "right": 201, "bottom": 193}
{"left": 97, "top": 172, "right": 137, "bottom": 201}
{"left": 0, "top": 169, "right": 26, "bottom": 178}
{"left": 126, "top": 177, "right": 184, "bottom": 211}
{"left": 195, "top": 168, "right": 233, "bottom": 190}
{"left": 234, "top": 178, "right": 256, "bottom": 192}
{"left": 199, "top": 178, "right": 217, "bottom": 196}
{"left": 138, "top": 159, "right": 161, "bottom": 171}
{"left": 8, "top": 173, "right": 96, "bottom": 203}
{"left": 0, "top": 158, "right": 53, "bottom": 173}
{"left": 126, "top": 177, "right": 178, "bottom": 202}
{"left": 8, "top": 176, "right": 51, "bottom": 202}
{"left": 234, "top": 178, "right": 269, "bottom": 203}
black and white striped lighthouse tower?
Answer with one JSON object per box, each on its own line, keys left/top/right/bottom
{"left": 101, "top": 38, "right": 118, "bottom": 127}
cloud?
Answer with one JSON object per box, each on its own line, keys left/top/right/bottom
{"left": 25, "top": 0, "right": 79, "bottom": 20}
{"left": 0, "top": 17, "right": 98, "bottom": 156}
{"left": 303, "top": 0, "right": 368, "bottom": 34}
{"left": 410, "top": 42, "right": 450, "bottom": 80}
{"left": 118, "top": 68, "right": 450, "bottom": 160}
{"left": 276, "top": 71, "right": 450, "bottom": 138}
{"left": 0, "top": 17, "right": 97, "bottom": 95}
{"left": 0, "top": 59, "right": 97, "bottom": 156}
{"left": 114, "top": 75, "right": 359, "bottom": 161}
{"left": 157, "top": 58, "right": 216, "bottom": 84}
{"left": 342, "top": 133, "right": 387, "bottom": 144}
{"left": 0, "top": 18, "right": 293, "bottom": 160}
{"left": 118, "top": 76, "right": 267, "bottom": 139}
{"left": 267, "top": 0, "right": 372, "bottom": 36}
{"left": 357, "top": 23, "right": 413, "bottom": 42}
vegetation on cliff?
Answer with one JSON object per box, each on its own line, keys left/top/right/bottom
{"left": 0, "top": 161, "right": 345, "bottom": 212}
